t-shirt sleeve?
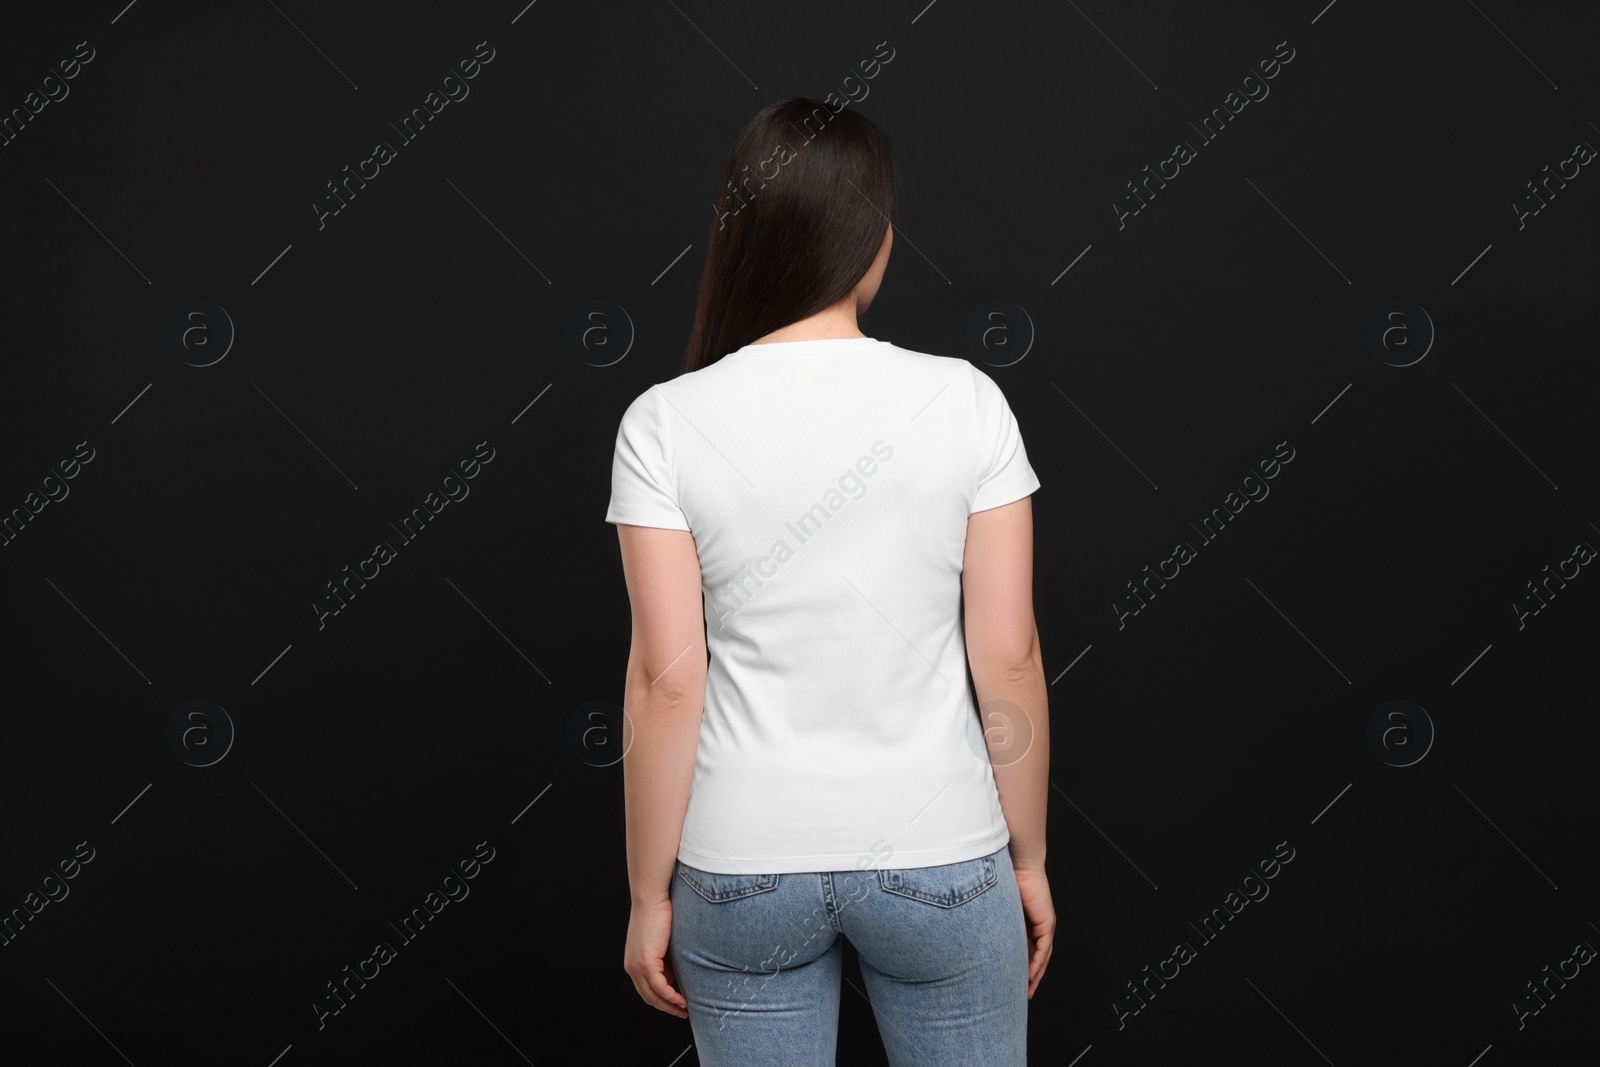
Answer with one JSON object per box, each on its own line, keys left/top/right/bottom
{"left": 969, "top": 363, "right": 1041, "bottom": 515}
{"left": 605, "top": 385, "right": 692, "bottom": 531}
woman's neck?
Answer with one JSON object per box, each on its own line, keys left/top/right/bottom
{"left": 748, "top": 302, "right": 866, "bottom": 345}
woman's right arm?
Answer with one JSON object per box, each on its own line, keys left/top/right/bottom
{"left": 963, "top": 493, "right": 1055, "bottom": 997}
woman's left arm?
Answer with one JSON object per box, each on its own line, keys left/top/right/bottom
{"left": 616, "top": 524, "right": 705, "bottom": 1018}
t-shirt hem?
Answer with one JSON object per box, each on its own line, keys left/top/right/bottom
{"left": 676, "top": 826, "right": 1011, "bottom": 876}
{"left": 971, "top": 470, "right": 1041, "bottom": 514}
{"left": 605, "top": 506, "right": 691, "bottom": 530}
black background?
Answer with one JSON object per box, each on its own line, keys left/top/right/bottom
{"left": 2, "top": 1, "right": 1596, "bottom": 1063}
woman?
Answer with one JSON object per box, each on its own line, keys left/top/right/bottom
{"left": 611, "top": 96, "right": 1054, "bottom": 1066}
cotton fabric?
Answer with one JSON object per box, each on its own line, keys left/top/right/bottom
{"left": 606, "top": 337, "right": 1040, "bottom": 875}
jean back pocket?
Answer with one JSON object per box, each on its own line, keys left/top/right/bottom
{"left": 676, "top": 863, "right": 780, "bottom": 904}
{"left": 878, "top": 853, "right": 998, "bottom": 908}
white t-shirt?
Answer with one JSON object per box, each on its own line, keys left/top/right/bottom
{"left": 605, "top": 336, "right": 1041, "bottom": 875}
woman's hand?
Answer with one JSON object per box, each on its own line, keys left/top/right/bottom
{"left": 624, "top": 897, "right": 689, "bottom": 1018}
{"left": 1013, "top": 864, "right": 1056, "bottom": 999}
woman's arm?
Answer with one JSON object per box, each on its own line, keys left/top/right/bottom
{"left": 963, "top": 494, "right": 1055, "bottom": 999}
{"left": 616, "top": 523, "right": 708, "bottom": 906}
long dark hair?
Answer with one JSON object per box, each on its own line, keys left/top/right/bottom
{"left": 682, "top": 97, "right": 898, "bottom": 374}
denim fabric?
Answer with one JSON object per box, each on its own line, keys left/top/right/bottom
{"left": 668, "top": 845, "right": 1028, "bottom": 1065}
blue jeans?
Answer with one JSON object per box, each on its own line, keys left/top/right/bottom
{"left": 668, "top": 844, "right": 1028, "bottom": 1066}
